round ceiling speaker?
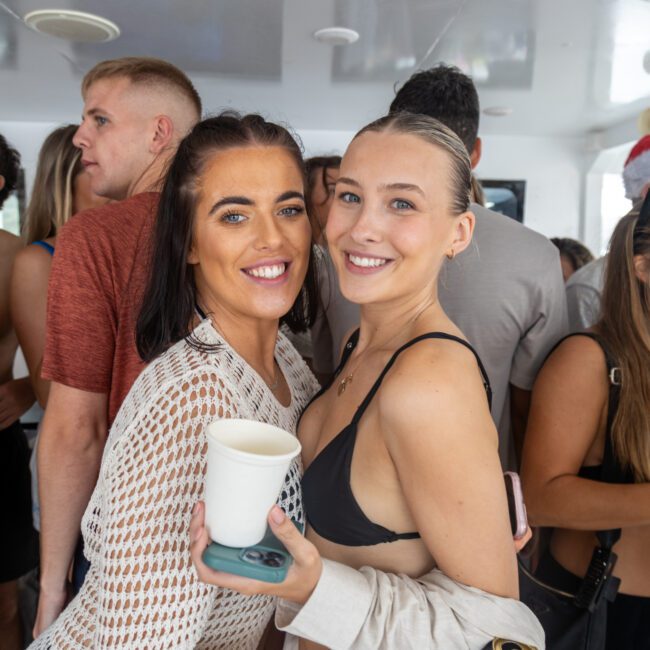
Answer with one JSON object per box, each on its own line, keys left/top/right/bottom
{"left": 24, "top": 9, "right": 120, "bottom": 43}
{"left": 313, "top": 27, "right": 359, "bottom": 45}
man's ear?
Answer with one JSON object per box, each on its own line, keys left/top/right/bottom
{"left": 150, "top": 115, "right": 175, "bottom": 154}
{"left": 470, "top": 137, "right": 482, "bottom": 169}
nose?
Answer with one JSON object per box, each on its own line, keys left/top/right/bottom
{"left": 254, "top": 213, "right": 284, "bottom": 251}
{"left": 348, "top": 202, "right": 380, "bottom": 245}
{"left": 73, "top": 122, "right": 89, "bottom": 149}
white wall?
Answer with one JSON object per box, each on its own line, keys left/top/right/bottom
{"left": 477, "top": 134, "right": 584, "bottom": 239}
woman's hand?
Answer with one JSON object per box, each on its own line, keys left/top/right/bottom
{"left": 190, "top": 502, "right": 323, "bottom": 605}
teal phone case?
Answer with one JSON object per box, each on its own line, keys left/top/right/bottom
{"left": 202, "top": 523, "right": 301, "bottom": 583}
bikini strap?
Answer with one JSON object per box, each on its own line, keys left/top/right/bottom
{"left": 32, "top": 240, "right": 55, "bottom": 255}
{"left": 352, "top": 332, "right": 492, "bottom": 425}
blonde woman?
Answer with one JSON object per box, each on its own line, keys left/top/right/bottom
{"left": 521, "top": 198, "right": 650, "bottom": 647}
{"left": 10, "top": 125, "right": 107, "bottom": 407}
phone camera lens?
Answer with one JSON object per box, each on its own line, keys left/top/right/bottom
{"left": 263, "top": 552, "right": 285, "bottom": 568}
{"left": 243, "top": 550, "right": 262, "bottom": 562}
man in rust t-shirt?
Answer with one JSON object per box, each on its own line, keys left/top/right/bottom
{"left": 34, "top": 57, "right": 201, "bottom": 637}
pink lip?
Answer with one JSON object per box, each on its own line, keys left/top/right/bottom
{"left": 82, "top": 160, "right": 97, "bottom": 168}
{"left": 343, "top": 251, "right": 393, "bottom": 275}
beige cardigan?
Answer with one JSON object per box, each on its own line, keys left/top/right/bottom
{"left": 277, "top": 559, "right": 545, "bottom": 649}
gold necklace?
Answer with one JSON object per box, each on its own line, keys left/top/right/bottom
{"left": 337, "top": 302, "right": 434, "bottom": 397}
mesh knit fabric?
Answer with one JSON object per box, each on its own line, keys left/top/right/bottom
{"left": 32, "top": 320, "right": 318, "bottom": 649}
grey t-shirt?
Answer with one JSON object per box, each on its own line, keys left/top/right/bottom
{"left": 311, "top": 204, "right": 568, "bottom": 469}
{"left": 565, "top": 256, "right": 606, "bottom": 331}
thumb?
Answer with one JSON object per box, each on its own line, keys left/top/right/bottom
{"left": 267, "top": 506, "right": 310, "bottom": 562}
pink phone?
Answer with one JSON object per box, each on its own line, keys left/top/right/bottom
{"left": 504, "top": 471, "right": 528, "bottom": 540}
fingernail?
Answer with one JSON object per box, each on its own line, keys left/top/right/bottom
{"left": 270, "top": 505, "right": 286, "bottom": 525}
{"left": 192, "top": 503, "right": 198, "bottom": 515}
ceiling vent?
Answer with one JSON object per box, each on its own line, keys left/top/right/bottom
{"left": 24, "top": 9, "right": 120, "bottom": 43}
{"left": 313, "top": 27, "right": 359, "bottom": 45}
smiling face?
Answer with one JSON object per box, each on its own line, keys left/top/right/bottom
{"left": 325, "top": 130, "right": 473, "bottom": 307}
{"left": 73, "top": 76, "right": 156, "bottom": 200}
{"left": 188, "top": 145, "right": 312, "bottom": 327}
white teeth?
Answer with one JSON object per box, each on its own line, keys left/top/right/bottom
{"left": 247, "top": 264, "right": 286, "bottom": 279}
{"left": 348, "top": 254, "right": 387, "bottom": 268}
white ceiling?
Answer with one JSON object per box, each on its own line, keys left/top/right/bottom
{"left": 1, "top": 0, "right": 650, "bottom": 139}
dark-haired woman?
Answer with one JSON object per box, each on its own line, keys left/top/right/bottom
{"left": 191, "top": 113, "right": 544, "bottom": 649}
{"left": 550, "top": 237, "right": 595, "bottom": 282}
{"left": 31, "top": 113, "right": 319, "bottom": 649}
{"left": 521, "top": 201, "right": 650, "bottom": 648}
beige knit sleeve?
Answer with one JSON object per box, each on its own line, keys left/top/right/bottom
{"left": 86, "top": 370, "right": 240, "bottom": 648}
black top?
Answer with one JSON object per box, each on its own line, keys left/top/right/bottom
{"left": 301, "top": 329, "right": 492, "bottom": 547}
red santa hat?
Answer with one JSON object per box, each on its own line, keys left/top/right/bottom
{"left": 623, "top": 135, "right": 650, "bottom": 199}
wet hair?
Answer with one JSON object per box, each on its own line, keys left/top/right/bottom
{"left": 353, "top": 112, "right": 471, "bottom": 215}
{"left": 82, "top": 57, "right": 202, "bottom": 119}
{"left": 23, "top": 125, "right": 82, "bottom": 243}
{"left": 0, "top": 134, "right": 20, "bottom": 208}
{"left": 550, "top": 237, "right": 595, "bottom": 274}
{"left": 136, "top": 112, "right": 318, "bottom": 362}
{"left": 594, "top": 196, "right": 650, "bottom": 481}
{"left": 389, "top": 64, "right": 480, "bottom": 154}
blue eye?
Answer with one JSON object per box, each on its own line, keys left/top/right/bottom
{"left": 95, "top": 116, "right": 108, "bottom": 127}
{"left": 340, "top": 192, "right": 360, "bottom": 204}
{"left": 279, "top": 206, "right": 304, "bottom": 217}
{"left": 221, "top": 212, "right": 246, "bottom": 224}
{"left": 391, "top": 199, "right": 414, "bottom": 210}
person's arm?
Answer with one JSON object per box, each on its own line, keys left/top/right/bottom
{"left": 378, "top": 343, "right": 518, "bottom": 598}
{"left": 511, "top": 242, "right": 568, "bottom": 391}
{"left": 9, "top": 244, "right": 53, "bottom": 407}
{"left": 521, "top": 336, "right": 650, "bottom": 530}
{"left": 33, "top": 383, "right": 107, "bottom": 637}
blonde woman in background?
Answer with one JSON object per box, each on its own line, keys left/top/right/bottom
{"left": 11, "top": 125, "right": 107, "bottom": 408}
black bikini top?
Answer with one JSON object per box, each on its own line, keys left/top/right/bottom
{"left": 301, "top": 329, "right": 492, "bottom": 547}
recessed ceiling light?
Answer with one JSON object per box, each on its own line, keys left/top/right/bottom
{"left": 24, "top": 9, "right": 120, "bottom": 43}
{"left": 313, "top": 27, "right": 359, "bottom": 46}
{"left": 483, "top": 106, "right": 513, "bottom": 117}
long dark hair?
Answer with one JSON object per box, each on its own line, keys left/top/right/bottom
{"left": 136, "top": 112, "right": 319, "bottom": 362}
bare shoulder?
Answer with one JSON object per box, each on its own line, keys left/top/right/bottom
{"left": 13, "top": 241, "right": 53, "bottom": 278}
{"left": 538, "top": 333, "right": 607, "bottom": 383}
{"left": 378, "top": 335, "right": 491, "bottom": 442}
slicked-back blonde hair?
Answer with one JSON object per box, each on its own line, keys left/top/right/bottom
{"left": 81, "top": 57, "right": 201, "bottom": 119}
{"left": 595, "top": 208, "right": 650, "bottom": 481}
{"left": 23, "top": 124, "right": 81, "bottom": 243}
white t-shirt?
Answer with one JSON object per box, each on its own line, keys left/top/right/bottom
{"left": 312, "top": 204, "right": 568, "bottom": 470}
{"left": 565, "top": 256, "right": 606, "bottom": 331}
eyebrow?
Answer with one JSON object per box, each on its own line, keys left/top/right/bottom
{"left": 209, "top": 190, "right": 304, "bottom": 215}
{"left": 337, "top": 177, "right": 425, "bottom": 197}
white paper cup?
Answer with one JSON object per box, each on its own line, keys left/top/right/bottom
{"left": 204, "top": 418, "right": 301, "bottom": 547}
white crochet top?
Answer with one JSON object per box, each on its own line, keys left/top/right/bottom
{"left": 33, "top": 320, "right": 319, "bottom": 649}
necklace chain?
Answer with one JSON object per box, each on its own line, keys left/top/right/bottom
{"left": 337, "top": 301, "right": 434, "bottom": 397}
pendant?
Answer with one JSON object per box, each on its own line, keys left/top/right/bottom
{"left": 338, "top": 374, "right": 353, "bottom": 396}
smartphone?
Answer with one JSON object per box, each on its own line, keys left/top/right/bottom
{"left": 202, "top": 523, "right": 301, "bottom": 583}
{"left": 504, "top": 471, "right": 528, "bottom": 540}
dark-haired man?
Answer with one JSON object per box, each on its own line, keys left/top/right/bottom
{"left": 34, "top": 57, "right": 201, "bottom": 636}
{"left": 390, "top": 64, "right": 567, "bottom": 469}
